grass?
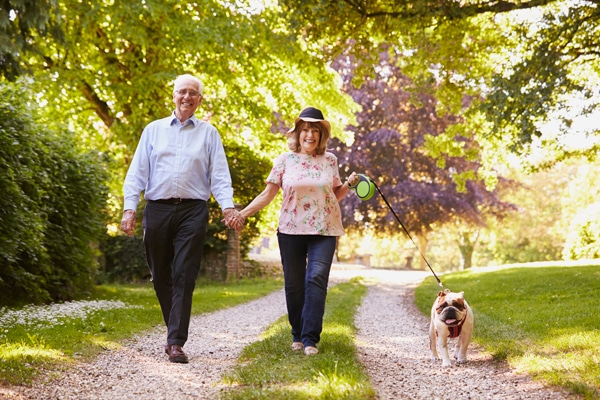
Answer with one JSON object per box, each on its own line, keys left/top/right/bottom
{"left": 221, "top": 278, "right": 375, "bottom": 400}
{"left": 0, "top": 277, "right": 283, "bottom": 386}
{"left": 414, "top": 263, "right": 600, "bottom": 399}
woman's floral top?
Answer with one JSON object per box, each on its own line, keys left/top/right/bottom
{"left": 267, "top": 151, "right": 344, "bottom": 236}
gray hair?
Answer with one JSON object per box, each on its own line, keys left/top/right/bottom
{"left": 173, "top": 74, "right": 204, "bottom": 95}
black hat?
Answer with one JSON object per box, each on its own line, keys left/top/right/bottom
{"left": 288, "top": 107, "right": 331, "bottom": 135}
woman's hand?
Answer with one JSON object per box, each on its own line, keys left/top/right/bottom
{"left": 346, "top": 172, "right": 359, "bottom": 188}
{"left": 335, "top": 171, "right": 359, "bottom": 201}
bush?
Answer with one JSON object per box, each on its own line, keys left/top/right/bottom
{"left": 0, "top": 82, "right": 109, "bottom": 306}
{"left": 563, "top": 202, "right": 600, "bottom": 260}
{"left": 97, "top": 235, "right": 149, "bottom": 283}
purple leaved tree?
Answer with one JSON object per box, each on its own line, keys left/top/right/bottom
{"left": 331, "top": 48, "right": 516, "bottom": 269}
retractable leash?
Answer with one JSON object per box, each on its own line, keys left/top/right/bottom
{"left": 349, "top": 174, "right": 447, "bottom": 290}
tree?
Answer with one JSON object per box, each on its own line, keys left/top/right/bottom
{"left": 560, "top": 159, "right": 600, "bottom": 260}
{"left": 16, "top": 0, "right": 356, "bottom": 153}
{"left": 332, "top": 47, "right": 516, "bottom": 269}
{"left": 30, "top": 0, "right": 357, "bottom": 207}
{"left": 563, "top": 203, "right": 600, "bottom": 260}
{"left": 280, "top": 0, "right": 600, "bottom": 165}
{"left": 473, "top": 160, "right": 596, "bottom": 265}
{"left": 483, "top": 3, "right": 600, "bottom": 160}
{"left": 457, "top": 230, "right": 480, "bottom": 270}
{"left": 0, "top": 0, "right": 63, "bottom": 80}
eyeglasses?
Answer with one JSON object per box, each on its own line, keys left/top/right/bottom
{"left": 175, "top": 89, "right": 201, "bottom": 98}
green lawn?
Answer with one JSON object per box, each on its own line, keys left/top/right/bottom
{"left": 415, "top": 263, "right": 600, "bottom": 399}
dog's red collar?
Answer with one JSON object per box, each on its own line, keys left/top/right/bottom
{"left": 448, "top": 314, "right": 467, "bottom": 338}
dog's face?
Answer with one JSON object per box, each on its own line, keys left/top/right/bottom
{"left": 434, "top": 290, "right": 468, "bottom": 327}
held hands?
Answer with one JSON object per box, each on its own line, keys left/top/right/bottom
{"left": 120, "top": 210, "right": 136, "bottom": 236}
{"left": 222, "top": 208, "right": 245, "bottom": 232}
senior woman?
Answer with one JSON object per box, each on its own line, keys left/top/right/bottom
{"left": 230, "top": 107, "right": 358, "bottom": 355}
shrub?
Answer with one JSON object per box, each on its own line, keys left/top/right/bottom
{"left": 98, "top": 235, "right": 149, "bottom": 283}
{"left": 0, "top": 82, "right": 109, "bottom": 306}
{"left": 563, "top": 202, "right": 600, "bottom": 260}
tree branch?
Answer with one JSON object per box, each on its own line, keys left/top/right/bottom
{"left": 79, "top": 80, "right": 114, "bottom": 128}
{"left": 344, "top": 0, "right": 558, "bottom": 21}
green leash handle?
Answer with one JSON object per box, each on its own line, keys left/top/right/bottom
{"left": 349, "top": 174, "right": 375, "bottom": 201}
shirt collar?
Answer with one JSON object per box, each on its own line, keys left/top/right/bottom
{"left": 169, "top": 111, "right": 200, "bottom": 127}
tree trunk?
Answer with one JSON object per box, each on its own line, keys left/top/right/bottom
{"left": 458, "top": 230, "right": 479, "bottom": 270}
{"left": 417, "top": 235, "right": 428, "bottom": 271}
{"left": 226, "top": 203, "right": 242, "bottom": 281}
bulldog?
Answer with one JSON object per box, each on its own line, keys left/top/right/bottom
{"left": 429, "top": 289, "right": 474, "bottom": 367}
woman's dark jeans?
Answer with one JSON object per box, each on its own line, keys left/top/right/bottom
{"left": 277, "top": 232, "right": 337, "bottom": 348}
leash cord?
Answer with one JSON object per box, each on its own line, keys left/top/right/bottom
{"left": 370, "top": 179, "right": 445, "bottom": 289}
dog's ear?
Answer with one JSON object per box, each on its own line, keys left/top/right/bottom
{"left": 438, "top": 291, "right": 447, "bottom": 297}
{"left": 436, "top": 291, "right": 447, "bottom": 312}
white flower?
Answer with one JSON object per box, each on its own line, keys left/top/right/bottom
{"left": 0, "top": 300, "right": 141, "bottom": 329}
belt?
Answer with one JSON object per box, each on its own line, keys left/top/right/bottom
{"left": 149, "top": 198, "right": 200, "bottom": 205}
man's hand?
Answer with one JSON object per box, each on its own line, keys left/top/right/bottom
{"left": 222, "top": 208, "right": 245, "bottom": 232}
{"left": 120, "top": 209, "right": 136, "bottom": 236}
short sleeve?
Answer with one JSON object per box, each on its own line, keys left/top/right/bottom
{"left": 266, "top": 153, "right": 287, "bottom": 187}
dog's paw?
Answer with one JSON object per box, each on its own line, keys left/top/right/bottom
{"left": 454, "top": 353, "right": 468, "bottom": 364}
{"left": 441, "top": 360, "right": 452, "bottom": 367}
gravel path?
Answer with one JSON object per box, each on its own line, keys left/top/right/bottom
{"left": 5, "top": 266, "right": 577, "bottom": 399}
{"left": 338, "top": 269, "right": 578, "bottom": 400}
{"left": 9, "top": 289, "right": 288, "bottom": 399}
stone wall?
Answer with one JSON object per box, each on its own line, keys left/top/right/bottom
{"left": 201, "top": 241, "right": 283, "bottom": 281}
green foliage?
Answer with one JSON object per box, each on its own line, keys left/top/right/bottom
{"left": 415, "top": 264, "right": 600, "bottom": 398}
{"left": 485, "top": 4, "right": 600, "bottom": 159}
{"left": 0, "top": 0, "right": 63, "bottom": 80}
{"left": 222, "top": 279, "right": 375, "bottom": 400}
{"left": 40, "top": 144, "right": 109, "bottom": 301}
{"left": 474, "top": 159, "right": 600, "bottom": 266}
{"left": 0, "top": 82, "right": 109, "bottom": 306}
{"left": 560, "top": 160, "right": 600, "bottom": 261}
{"left": 563, "top": 203, "right": 600, "bottom": 260}
{"left": 0, "top": 86, "right": 49, "bottom": 303}
{"left": 98, "top": 235, "right": 148, "bottom": 283}
{"left": 21, "top": 0, "right": 357, "bottom": 158}
{"left": 476, "top": 168, "right": 561, "bottom": 265}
